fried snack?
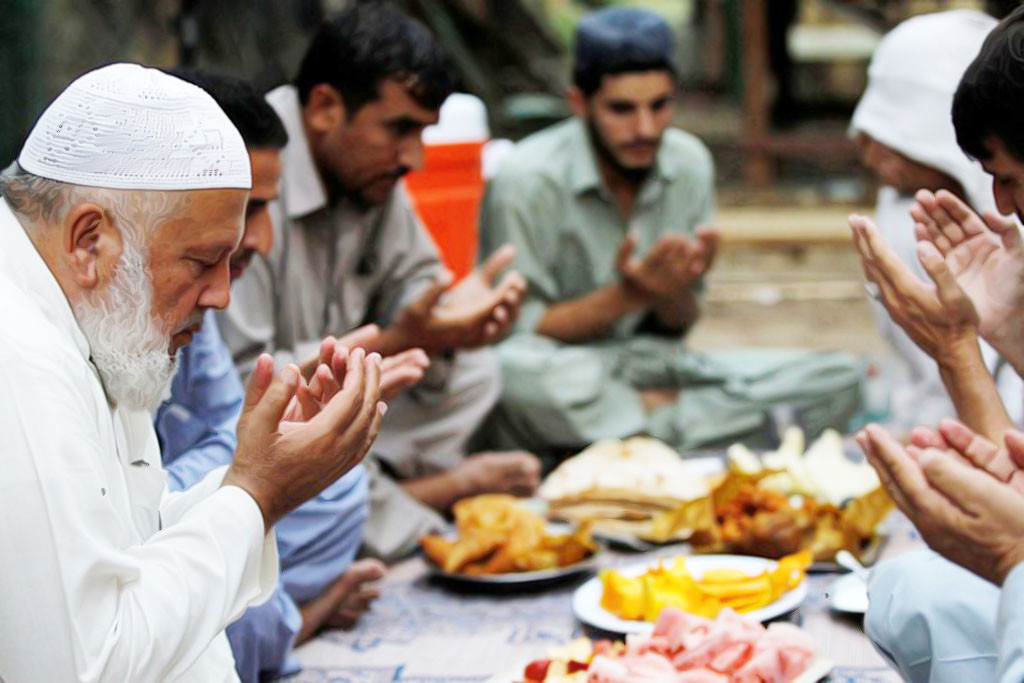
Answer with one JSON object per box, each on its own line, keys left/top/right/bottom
{"left": 600, "top": 550, "right": 811, "bottom": 622}
{"left": 419, "top": 494, "right": 596, "bottom": 575}
{"left": 651, "top": 469, "right": 894, "bottom": 563}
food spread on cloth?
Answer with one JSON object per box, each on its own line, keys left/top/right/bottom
{"left": 519, "top": 607, "right": 818, "bottom": 682}
{"left": 420, "top": 494, "right": 596, "bottom": 575}
{"left": 648, "top": 429, "right": 893, "bottom": 562}
{"left": 600, "top": 551, "right": 811, "bottom": 622}
{"left": 541, "top": 437, "right": 714, "bottom": 543}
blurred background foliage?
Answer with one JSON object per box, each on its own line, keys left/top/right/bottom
{"left": 0, "top": 0, "right": 1009, "bottom": 197}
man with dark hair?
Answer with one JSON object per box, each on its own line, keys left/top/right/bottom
{"left": 478, "top": 6, "right": 862, "bottom": 459}
{"left": 218, "top": 2, "right": 538, "bottom": 562}
{"left": 844, "top": 6, "right": 1024, "bottom": 682}
{"left": 154, "top": 69, "right": 416, "bottom": 681}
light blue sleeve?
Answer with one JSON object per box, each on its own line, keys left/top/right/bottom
{"left": 225, "top": 587, "right": 303, "bottom": 683}
{"left": 156, "top": 310, "right": 245, "bottom": 491}
{"left": 997, "top": 561, "right": 1024, "bottom": 682}
{"left": 277, "top": 466, "right": 369, "bottom": 602}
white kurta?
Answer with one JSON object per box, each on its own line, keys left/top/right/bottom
{"left": 0, "top": 198, "right": 279, "bottom": 682}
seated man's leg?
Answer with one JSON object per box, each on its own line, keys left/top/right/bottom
{"left": 360, "top": 455, "right": 446, "bottom": 562}
{"left": 481, "top": 333, "right": 648, "bottom": 454}
{"left": 649, "top": 347, "right": 863, "bottom": 449}
{"left": 866, "top": 548, "right": 999, "bottom": 683}
{"left": 357, "top": 348, "right": 498, "bottom": 561}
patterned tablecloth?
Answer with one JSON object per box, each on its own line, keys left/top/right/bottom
{"left": 288, "top": 509, "right": 921, "bottom": 683}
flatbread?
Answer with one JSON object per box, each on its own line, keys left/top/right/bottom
{"left": 539, "top": 437, "right": 710, "bottom": 503}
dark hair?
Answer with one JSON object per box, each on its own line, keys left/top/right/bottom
{"left": 986, "top": 1, "right": 1023, "bottom": 20}
{"left": 953, "top": 5, "right": 1024, "bottom": 162}
{"left": 294, "top": 1, "right": 455, "bottom": 115}
{"left": 169, "top": 68, "right": 288, "bottom": 149}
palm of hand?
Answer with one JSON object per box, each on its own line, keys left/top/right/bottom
{"left": 441, "top": 271, "right": 491, "bottom": 312}
{"left": 946, "top": 234, "right": 1024, "bottom": 340}
{"left": 278, "top": 404, "right": 309, "bottom": 434}
{"left": 424, "top": 272, "right": 504, "bottom": 340}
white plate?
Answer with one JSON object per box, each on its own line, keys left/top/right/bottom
{"left": 828, "top": 572, "right": 869, "bottom": 614}
{"left": 572, "top": 554, "right": 808, "bottom": 634}
{"left": 485, "top": 653, "right": 834, "bottom": 683}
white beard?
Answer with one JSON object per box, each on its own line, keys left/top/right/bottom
{"left": 72, "top": 236, "right": 179, "bottom": 412}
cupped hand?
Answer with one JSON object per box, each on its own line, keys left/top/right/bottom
{"left": 315, "top": 333, "right": 429, "bottom": 402}
{"left": 223, "top": 350, "right": 386, "bottom": 528}
{"left": 857, "top": 423, "right": 1024, "bottom": 586}
{"left": 616, "top": 229, "right": 715, "bottom": 301}
{"left": 849, "top": 213, "right": 980, "bottom": 364}
{"left": 911, "top": 189, "right": 1024, "bottom": 348}
{"left": 910, "top": 419, "right": 1024, "bottom": 495}
{"left": 391, "top": 245, "right": 528, "bottom": 354}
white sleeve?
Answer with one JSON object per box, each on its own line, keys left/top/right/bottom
{"left": 997, "top": 562, "right": 1024, "bottom": 682}
{"left": 0, "top": 361, "right": 278, "bottom": 682}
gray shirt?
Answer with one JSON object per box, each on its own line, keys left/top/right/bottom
{"left": 218, "top": 85, "right": 443, "bottom": 375}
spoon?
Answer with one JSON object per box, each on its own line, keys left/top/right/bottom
{"left": 835, "top": 550, "right": 870, "bottom": 582}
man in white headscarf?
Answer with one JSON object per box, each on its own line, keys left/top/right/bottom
{"left": 850, "top": 8, "right": 1022, "bottom": 431}
{"left": 0, "top": 63, "right": 384, "bottom": 682}
{"left": 848, "top": 9, "right": 1024, "bottom": 683}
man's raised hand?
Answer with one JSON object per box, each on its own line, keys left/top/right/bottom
{"left": 315, "top": 331, "right": 429, "bottom": 402}
{"left": 858, "top": 423, "right": 1024, "bottom": 586}
{"left": 388, "top": 245, "right": 527, "bottom": 354}
{"left": 849, "top": 213, "right": 980, "bottom": 364}
{"left": 910, "top": 419, "right": 1024, "bottom": 495}
{"left": 911, "top": 189, "right": 1024, "bottom": 356}
{"left": 616, "top": 229, "right": 715, "bottom": 301}
{"left": 223, "top": 350, "right": 385, "bottom": 530}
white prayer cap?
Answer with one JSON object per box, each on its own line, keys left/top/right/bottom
{"left": 18, "top": 63, "right": 251, "bottom": 191}
{"left": 851, "top": 10, "right": 996, "bottom": 211}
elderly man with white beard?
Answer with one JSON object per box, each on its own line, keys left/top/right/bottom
{"left": 0, "top": 63, "right": 385, "bottom": 682}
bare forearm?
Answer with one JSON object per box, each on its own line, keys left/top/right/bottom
{"left": 537, "top": 282, "right": 652, "bottom": 343}
{"left": 652, "top": 289, "right": 701, "bottom": 333}
{"left": 401, "top": 471, "right": 469, "bottom": 512}
{"left": 938, "top": 337, "right": 1015, "bottom": 443}
{"left": 985, "top": 325, "right": 1024, "bottom": 380}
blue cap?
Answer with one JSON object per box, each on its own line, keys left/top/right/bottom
{"left": 574, "top": 7, "right": 674, "bottom": 82}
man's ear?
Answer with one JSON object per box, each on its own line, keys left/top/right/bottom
{"left": 63, "top": 203, "right": 121, "bottom": 290}
{"left": 304, "top": 84, "right": 347, "bottom": 134}
{"left": 567, "top": 87, "right": 589, "bottom": 119}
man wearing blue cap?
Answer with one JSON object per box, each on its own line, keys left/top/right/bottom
{"left": 479, "top": 7, "right": 862, "bottom": 457}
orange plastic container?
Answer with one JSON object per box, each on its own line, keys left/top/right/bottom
{"left": 405, "top": 141, "right": 485, "bottom": 281}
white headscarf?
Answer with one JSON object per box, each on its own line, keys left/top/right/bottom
{"left": 850, "top": 9, "right": 997, "bottom": 214}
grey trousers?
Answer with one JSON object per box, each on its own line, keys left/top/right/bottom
{"left": 480, "top": 333, "right": 863, "bottom": 458}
